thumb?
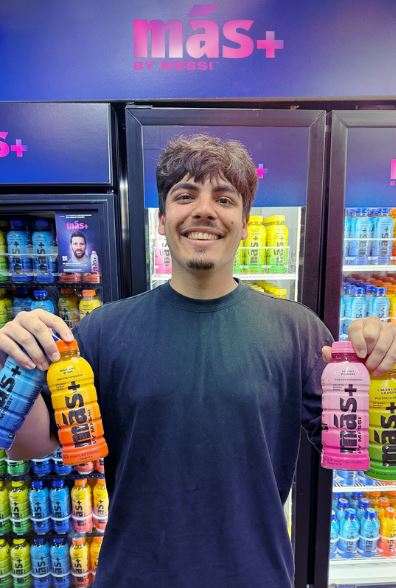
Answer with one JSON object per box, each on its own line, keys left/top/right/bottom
{"left": 322, "top": 345, "right": 332, "bottom": 364}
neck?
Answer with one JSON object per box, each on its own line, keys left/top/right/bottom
{"left": 170, "top": 264, "right": 238, "bottom": 300}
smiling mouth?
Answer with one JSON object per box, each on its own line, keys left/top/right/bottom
{"left": 182, "top": 231, "right": 222, "bottom": 241}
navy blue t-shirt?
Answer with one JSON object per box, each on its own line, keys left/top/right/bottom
{"left": 71, "top": 282, "right": 332, "bottom": 588}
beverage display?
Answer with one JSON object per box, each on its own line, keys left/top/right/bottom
{"left": 30, "top": 290, "right": 56, "bottom": 315}
{"left": 367, "top": 366, "right": 396, "bottom": 480}
{"left": 50, "top": 537, "right": 72, "bottom": 588}
{"left": 9, "top": 481, "right": 31, "bottom": 536}
{"left": 47, "top": 338, "right": 108, "bottom": 465}
{"left": 57, "top": 290, "right": 80, "bottom": 329}
{"left": 0, "top": 356, "right": 46, "bottom": 450}
{"left": 378, "top": 506, "right": 396, "bottom": 556}
{"left": 6, "top": 220, "right": 32, "bottom": 283}
{"left": 321, "top": 341, "right": 370, "bottom": 470}
{"left": 0, "top": 539, "right": 12, "bottom": 588}
{"left": 31, "top": 219, "right": 57, "bottom": 283}
{"left": 244, "top": 216, "right": 266, "bottom": 272}
{"left": 0, "top": 482, "right": 11, "bottom": 536}
{"left": 10, "top": 538, "right": 32, "bottom": 588}
{"left": 29, "top": 482, "right": 52, "bottom": 536}
{"left": 92, "top": 479, "right": 108, "bottom": 532}
{"left": 90, "top": 536, "right": 103, "bottom": 580}
{"left": 0, "top": 230, "right": 8, "bottom": 283}
{"left": 338, "top": 508, "right": 360, "bottom": 558}
{"left": 71, "top": 480, "right": 93, "bottom": 534}
{"left": 49, "top": 481, "right": 71, "bottom": 535}
{"left": 329, "top": 510, "right": 339, "bottom": 559}
{"left": 30, "top": 538, "right": 51, "bottom": 588}
{"left": 69, "top": 536, "right": 90, "bottom": 588}
{"left": 344, "top": 207, "right": 396, "bottom": 266}
{"left": 265, "top": 215, "right": 289, "bottom": 273}
{"left": 78, "top": 290, "right": 101, "bottom": 320}
{"left": 358, "top": 508, "right": 380, "bottom": 557}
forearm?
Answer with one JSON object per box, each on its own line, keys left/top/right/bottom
{"left": 6, "top": 394, "right": 59, "bottom": 460}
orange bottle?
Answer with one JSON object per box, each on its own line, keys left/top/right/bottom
{"left": 47, "top": 338, "right": 108, "bottom": 465}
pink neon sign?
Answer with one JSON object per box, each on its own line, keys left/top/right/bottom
{"left": 0, "top": 132, "right": 28, "bottom": 158}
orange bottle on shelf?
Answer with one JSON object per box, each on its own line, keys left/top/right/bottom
{"left": 47, "top": 337, "right": 108, "bottom": 465}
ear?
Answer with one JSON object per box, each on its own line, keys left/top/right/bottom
{"left": 158, "top": 210, "right": 166, "bottom": 236}
{"left": 241, "top": 215, "right": 249, "bottom": 240}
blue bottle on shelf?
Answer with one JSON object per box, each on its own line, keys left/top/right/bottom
{"left": 336, "top": 497, "right": 350, "bottom": 523}
{"left": 31, "top": 455, "right": 53, "bottom": 477}
{"left": 357, "top": 497, "right": 371, "bottom": 521}
{"left": 50, "top": 537, "right": 72, "bottom": 588}
{"left": 338, "top": 508, "right": 360, "bottom": 558}
{"left": 49, "top": 480, "right": 71, "bottom": 535}
{"left": 6, "top": 220, "right": 32, "bottom": 282}
{"left": 31, "top": 290, "right": 56, "bottom": 314}
{"left": 29, "top": 481, "right": 52, "bottom": 535}
{"left": 329, "top": 510, "right": 339, "bottom": 559}
{"left": 372, "top": 207, "right": 394, "bottom": 264}
{"left": 51, "top": 448, "right": 73, "bottom": 477}
{"left": 12, "top": 287, "right": 33, "bottom": 317}
{"left": 30, "top": 537, "right": 51, "bottom": 588}
{"left": 0, "top": 356, "right": 46, "bottom": 449}
{"left": 358, "top": 508, "right": 380, "bottom": 557}
{"left": 32, "top": 219, "right": 57, "bottom": 283}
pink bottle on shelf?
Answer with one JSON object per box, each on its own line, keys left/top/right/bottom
{"left": 321, "top": 340, "right": 370, "bottom": 471}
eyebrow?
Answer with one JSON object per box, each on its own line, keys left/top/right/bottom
{"left": 169, "top": 182, "right": 240, "bottom": 196}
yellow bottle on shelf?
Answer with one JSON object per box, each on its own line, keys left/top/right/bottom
{"left": 265, "top": 215, "right": 289, "bottom": 273}
{"left": 245, "top": 216, "right": 266, "bottom": 273}
{"left": 79, "top": 289, "right": 101, "bottom": 320}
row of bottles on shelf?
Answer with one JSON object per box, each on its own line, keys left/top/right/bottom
{"left": 343, "top": 207, "right": 396, "bottom": 265}
{"left": 248, "top": 281, "right": 288, "bottom": 299}
{"left": 0, "top": 451, "right": 104, "bottom": 479}
{"left": 0, "top": 288, "right": 102, "bottom": 329}
{"left": 330, "top": 490, "right": 396, "bottom": 559}
{"left": 153, "top": 215, "right": 290, "bottom": 275}
{"left": 0, "top": 534, "right": 102, "bottom": 588}
{"left": 339, "top": 274, "right": 396, "bottom": 339}
{"left": 0, "top": 476, "right": 108, "bottom": 536}
{"left": 0, "top": 218, "right": 100, "bottom": 284}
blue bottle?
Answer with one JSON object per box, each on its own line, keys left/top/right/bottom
{"left": 51, "top": 448, "right": 73, "bottom": 477}
{"left": 332, "top": 492, "right": 343, "bottom": 511}
{"left": 342, "top": 285, "right": 355, "bottom": 338}
{"left": 336, "top": 497, "right": 350, "bottom": 523}
{"left": 337, "top": 469, "right": 356, "bottom": 487}
{"left": 358, "top": 508, "right": 380, "bottom": 557}
{"left": 339, "top": 293, "right": 346, "bottom": 340}
{"left": 329, "top": 510, "right": 339, "bottom": 559}
{"left": 30, "top": 537, "right": 51, "bottom": 588}
{"left": 349, "top": 492, "right": 363, "bottom": 511}
{"left": 50, "top": 537, "right": 72, "bottom": 588}
{"left": 31, "top": 290, "right": 56, "bottom": 314}
{"left": 343, "top": 208, "right": 352, "bottom": 263}
{"left": 31, "top": 455, "right": 53, "bottom": 477}
{"left": 32, "top": 220, "right": 57, "bottom": 283}
{"left": 368, "top": 286, "right": 390, "bottom": 321}
{"left": 357, "top": 497, "right": 371, "bottom": 521}
{"left": 6, "top": 220, "right": 32, "bottom": 282}
{"left": 372, "top": 207, "right": 394, "bottom": 265}
{"left": 338, "top": 508, "right": 360, "bottom": 558}
{"left": 349, "top": 287, "right": 367, "bottom": 322}
{"left": 349, "top": 208, "right": 371, "bottom": 265}
{"left": 29, "top": 481, "right": 52, "bottom": 535}
{"left": 0, "top": 356, "right": 46, "bottom": 449}
{"left": 12, "top": 287, "right": 33, "bottom": 318}
{"left": 49, "top": 480, "right": 71, "bottom": 535}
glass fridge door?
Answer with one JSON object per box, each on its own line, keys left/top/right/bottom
{"left": 125, "top": 106, "right": 326, "bottom": 587}
{"left": 321, "top": 111, "right": 396, "bottom": 588}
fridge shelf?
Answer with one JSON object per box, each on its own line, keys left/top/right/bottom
{"left": 333, "top": 482, "right": 396, "bottom": 492}
{"left": 343, "top": 264, "right": 396, "bottom": 273}
{"left": 0, "top": 282, "right": 103, "bottom": 289}
{"left": 235, "top": 273, "right": 298, "bottom": 281}
{"left": 329, "top": 555, "right": 396, "bottom": 585}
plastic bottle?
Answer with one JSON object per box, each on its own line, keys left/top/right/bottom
{"left": 12, "top": 288, "right": 33, "bottom": 318}
{"left": 368, "top": 491, "right": 381, "bottom": 508}
{"left": 233, "top": 239, "right": 246, "bottom": 274}
{"left": 343, "top": 208, "right": 352, "bottom": 263}
{"left": 6, "top": 220, "right": 32, "bottom": 283}
{"left": 89, "top": 536, "right": 103, "bottom": 580}
{"left": 50, "top": 537, "right": 71, "bottom": 588}
{"left": 349, "top": 287, "right": 367, "bottom": 322}
{"left": 0, "top": 356, "right": 46, "bottom": 450}
{"left": 74, "top": 462, "right": 93, "bottom": 476}
{"left": 265, "top": 215, "right": 289, "bottom": 273}
{"left": 31, "top": 219, "right": 57, "bottom": 283}
{"left": 372, "top": 207, "right": 394, "bottom": 265}
{"left": 29, "top": 481, "right": 51, "bottom": 536}
{"left": 30, "top": 538, "right": 51, "bottom": 588}
{"left": 0, "top": 230, "right": 8, "bottom": 283}
{"left": 69, "top": 536, "right": 90, "bottom": 588}
{"left": 89, "top": 251, "right": 99, "bottom": 274}
{"left": 368, "top": 286, "right": 390, "bottom": 321}
{"left": 6, "top": 459, "right": 29, "bottom": 477}
{"left": 31, "top": 455, "right": 53, "bottom": 478}
{"left": 71, "top": 479, "right": 93, "bottom": 534}
{"left": 10, "top": 538, "right": 32, "bottom": 588}
{"left": 92, "top": 478, "right": 108, "bottom": 532}
{"left": 49, "top": 481, "right": 71, "bottom": 535}
{"left": 357, "top": 497, "right": 371, "bottom": 521}
{"left": 0, "top": 300, "right": 7, "bottom": 330}
{"left": 93, "top": 459, "right": 105, "bottom": 475}
{"left": 57, "top": 290, "right": 80, "bottom": 329}
{"left": 367, "top": 366, "right": 396, "bottom": 480}
{"left": 349, "top": 208, "right": 370, "bottom": 265}
{"left": 9, "top": 481, "right": 31, "bottom": 536}
{"left": 245, "top": 216, "right": 266, "bottom": 273}
{"left": 341, "top": 284, "right": 354, "bottom": 338}
{"left": 0, "top": 483, "right": 11, "bottom": 536}
{"left": 358, "top": 507, "right": 380, "bottom": 556}
{"left": 0, "top": 451, "right": 6, "bottom": 477}
{"left": 30, "top": 290, "right": 56, "bottom": 315}
{"left": 349, "top": 492, "right": 363, "bottom": 511}
{"left": 321, "top": 341, "right": 370, "bottom": 470}
{"left": 51, "top": 448, "right": 73, "bottom": 477}
{"left": 0, "top": 291, "right": 12, "bottom": 323}
{"left": 336, "top": 497, "right": 350, "bottom": 523}
{"left": 386, "top": 490, "right": 396, "bottom": 508}
{"left": 47, "top": 338, "right": 108, "bottom": 465}
{"left": 329, "top": 510, "right": 339, "bottom": 559}
{"left": 335, "top": 469, "right": 356, "bottom": 487}
{"left": 0, "top": 539, "right": 12, "bottom": 588}
{"left": 378, "top": 506, "right": 396, "bottom": 556}
{"left": 78, "top": 290, "right": 101, "bottom": 320}
{"left": 338, "top": 508, "right": 360, "bottom": 558}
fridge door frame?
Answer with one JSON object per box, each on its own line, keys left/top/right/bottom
{"left": 315, "top": 109, "right": 396, "bottom": 588}
{"left": 0, "top": 193, "right": 120, "bottom": 302}
{"left": 125, "top": 106, "right": 327, "bottom": 588}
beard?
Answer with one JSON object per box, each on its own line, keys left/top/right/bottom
{"left": 187, "top": 258, "right": 214, "bottom": 270}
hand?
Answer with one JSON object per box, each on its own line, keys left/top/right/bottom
{"left": 0, "top": 310, "right": 74, "bottom": 371}
{"left": 322, "top": 317, "right": 396, "bottom": 375}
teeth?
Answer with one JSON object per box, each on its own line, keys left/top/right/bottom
{"left": 185, "top": 232, "right": 219, "bottom": 240}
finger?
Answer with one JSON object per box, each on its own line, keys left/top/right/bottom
{"left": 0, "top": 329, "right": 37, "bottom": 370}
{"left": 19, "top": 309, "right": 74, "bottom": 343}
{"left": 368, "top": 326, "right": 396, "bottom": 374}
{"left": 322, "top": 345, "right": 332, "bottom": 364}
{"left": 348, "top": 317, "right": 381, "bottom": 359}
{"left": 17, "top": 310, "right": 73, "bottom": 366}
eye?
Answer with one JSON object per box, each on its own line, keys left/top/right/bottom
{"left": 217, "top": 196, "right": 234, "bottom": 205}
{"left": 175, "top": 193, "right": 193, "bottom": 201}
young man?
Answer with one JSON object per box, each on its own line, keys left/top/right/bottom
{"left": 1, "top": 135, "right": 396, "bottom": 587}
{"left": 68, "top": 231, "right": 91, "bottom": 271}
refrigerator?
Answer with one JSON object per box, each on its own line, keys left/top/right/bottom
{"left": 124, "top": 106, "right": 327, "bottom": 587}
{"left": 0, "top": 102, "right": 120, "bottom": 586}
{"left": 314, "top": 110, "right": 396, "bottom": 588}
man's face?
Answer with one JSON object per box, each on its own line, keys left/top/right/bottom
{"left": 158, "top": 174, "right": 248, "bottom": 274}
{"left": 70, "top": 237, "right": 86, "bottom": 259}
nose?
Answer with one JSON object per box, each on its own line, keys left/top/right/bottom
{"left": 191, "top": 193, "right": 217, "bottom": 220}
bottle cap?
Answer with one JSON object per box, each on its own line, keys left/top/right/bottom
{"left": 34, "top": 290, "right": 48, "bottom": 300}
{"left": 10, "top": 220, "right": 24, "bottom": 229}
{"left": 366, "top": 508, "right": 378, "bottom": 520}
{"left": 74, "top": 479, "right": 87, "bottom": 487}
{"left": 13, "top": 539, "right": 25, "bottom": 545}
{"left": 52, "top": 480, "right": 64, "bottom": 488}
{"left": 34, "top": 219, "right": 49, "bottom": 230}
{"left": 385, "top": 507, "right": 396, "bottom": 519}
{"left": 331, "top": 341, "right": 357, "bottom": 355}
{"left": 54, "top": 339, "right": 79, "bottom": 354}
{"left": 82, "top": 289, "right": 96, "bottom": 297}
{"left": 345, "top": 508, "right": 356, "bottom": 519}
{"left": 31, "top": 481, "right": 44, "bottom": 489}
{"left": 72, "top": 536, "right": 84, "bottom": 545}
{"left": 52, "top": 537, "right": 65, "bottom": 546}
{"left": 248, "top": 216, "right": 263, "bottom": 224}
{"left": 11, "top": 481, "right": 24, "bottom": 488}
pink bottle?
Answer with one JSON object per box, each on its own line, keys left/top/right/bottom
{"left": 154, "top": 236, "right": 172, "bottom": 275}
{"left": 321, "top": 340, "right": 370, "bottom": 470}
